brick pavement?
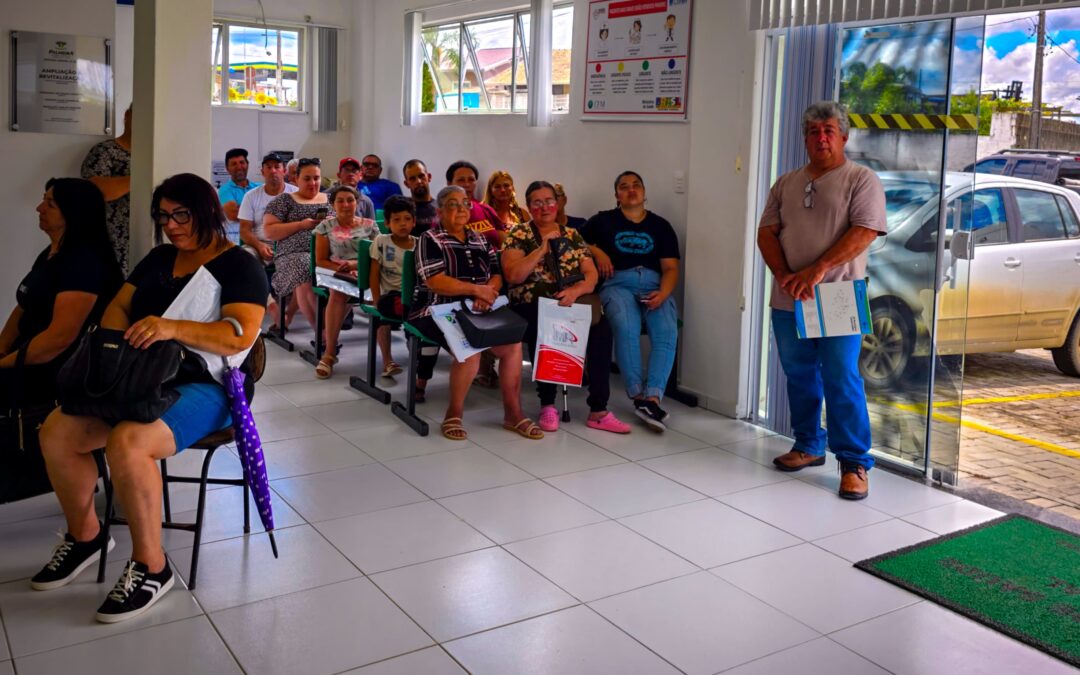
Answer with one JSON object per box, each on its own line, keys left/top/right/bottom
{"left": 955, "top": 349, "right": 1080, "bottom": 523}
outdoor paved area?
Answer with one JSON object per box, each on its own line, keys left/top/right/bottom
{"left": 957, "top": 349, "right": 1080, "bottom": 524}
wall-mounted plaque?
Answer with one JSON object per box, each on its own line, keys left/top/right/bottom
{"left": 10, "top": 30, "right": 113, "bottom": 135}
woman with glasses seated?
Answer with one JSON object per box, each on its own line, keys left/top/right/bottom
{"left": 502, "top": 181, "right": 631, "bottom": 434}
{"left": 582, "top": 171, "right": 682, "bottom": 432}
{"left": 263, "top": 157, "right": 330, "bottom": 338}
{"left": 34, "top": 173, "right": 267, "bottom": 623}
{"left": 410, "top": 186, "right": 542, "bottom": 442}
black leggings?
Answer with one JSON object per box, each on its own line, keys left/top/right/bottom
{"left": 512, "top": 301, "right": 612, "bottom": 413}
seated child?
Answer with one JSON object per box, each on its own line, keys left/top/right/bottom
{"left": 369, "top": 195, "right": 418, "bottom": 377}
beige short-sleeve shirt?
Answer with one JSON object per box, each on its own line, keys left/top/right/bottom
{"left": 758, "top": 161, "right": 887, "bottom": 311}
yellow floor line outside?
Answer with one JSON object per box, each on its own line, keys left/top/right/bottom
{"left": 872, "top": 399, "right": 1080, "bottom": 460}
{"left": 951, "top": 390, "right": 1080, "bottom": 408}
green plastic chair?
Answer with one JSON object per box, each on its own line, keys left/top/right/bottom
{"left": 348, "top": 239, "right": 400, "bottom": 404}
{"left": 299, "top": 232, "right": 330, "bottom": 366}
{"left": 390, "top": 249, "right": 438, "bottom": 436}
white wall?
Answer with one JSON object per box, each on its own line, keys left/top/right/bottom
{"left": 0, "top": 0, "right": 116, "bottom": 315}
{"left": 356, "top": 0, "right": 761, "bottom": 414}
{"left": 211, "top": 0, "right": 355, "bottom": 178}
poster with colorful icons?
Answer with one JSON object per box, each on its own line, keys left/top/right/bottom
{"left": 583, "top": 0, "right": 692, "bottom": 119}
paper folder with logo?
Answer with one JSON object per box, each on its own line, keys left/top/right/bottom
{"left": 794, "top": 279, "right": 872, "bottom": 339}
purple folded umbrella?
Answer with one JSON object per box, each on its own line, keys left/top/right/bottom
{"left": 222, "top": 359, "right": 278, "bottom": 558}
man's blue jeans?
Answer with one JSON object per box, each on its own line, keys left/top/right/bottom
{"left": 600, "top": 267, "right": 678, "bottom": 401}
{"left": 771, "top": 309, "right": 874, "bottom": 470}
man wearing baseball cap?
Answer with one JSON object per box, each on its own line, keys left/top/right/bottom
{"left": 329, "top": 156, "right": 376, "bottom": 218}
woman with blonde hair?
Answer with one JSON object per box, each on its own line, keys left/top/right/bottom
{"left": 483, "top": 170, "right": 530, "bottom": 227}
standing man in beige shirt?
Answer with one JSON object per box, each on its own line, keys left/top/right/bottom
{"left": 756, "top": 101, "right": 887, "bottom": 500}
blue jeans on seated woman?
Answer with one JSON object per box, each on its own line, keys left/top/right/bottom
{"left": 599, "top": 267, "right": 678, "bottom": 401}
{"left": 770, "top": 309, "right": 874, "bottom": 470}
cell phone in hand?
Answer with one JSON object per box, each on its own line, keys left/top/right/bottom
{"left": 315, "top": 207, "right": 329, "bottom": 220}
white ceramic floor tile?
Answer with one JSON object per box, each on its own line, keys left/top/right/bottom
{"left": 713, "top": 544, "right": 920, "bottom": 634}
{"left": 13, "top": 616, "right": 240, "bottom": 675}
{"left": 0, "top": 493, "right": 63, "bottom": 525}
{"left": 249, "top": 385, "right": 295, "bottom": 413}
{"left": 173, "top": 524, "right": 361, "bottom": 612}
{"left": 338, "top": 423, "right": 482, "bottom": 462}
{"left": 384, "top": 447, "right": 534, "bottom": 499}
{"left": 0, "top": 661, "right": 11, "bottom": 675}
{"left": 662, "top": 412, "right": 774, "bottom": 447}
{"left": 797, "top": 469, "right": 963, "bottom": 517}
{"left": 813, "top": 519, "right": 938, "bottom": 564}
{"left": 344, "top": 647, "right": 466, "bottom": 674}
{"left": 0, "top": 613, "right": 9, "bottom": 661}
{"left": 0, "top": 515, "right": 133, "bottom": 584}
{"left": 567, "top": 424, "right": 710, "bottom": 461}
{"left": 370, "top": 547, "right": 576, "bottom": 642}
{"left": 158, "top": 448, "right": 242, "bottom": 496}
{"left": 273, "top": 379, "right": 365, "bottom": 406}
{"left": 261, "top": 432, "right": 375, "bottom": 480}
{"left": 259, "top": 353, "right": 323, "bottom": 386}
{"left": 506, "top": 521, "right": 698, "bottom": 602}
{"left": 620, "top": 500, "right": 801, "bottom": 568}
{"left": 0, "top": 558, "right": 201, "bottom": 658}
{"left": 546, "top": 463, "right": 705, "bottom": 519}
{"left": 721, "top": 637, "right": 889, "bottom": 675}
{"left": 445, "top": 605, "right": 680, "bottom": 674}
{"left": 590, "top": 572, "right": 819, "bottom": 675}
{"left": 314, "top": 501, "right": 492, "bottom": 573}
{"left": 252, "top": 407, "right": 332, "bottom": 443}
{"left": 211, "top": 577, "right": 431, "bottom": 674}
{"left": 832, "top": 602, "right": 1078, "bottom": 675}
{"left": 640, "top": 448, "right": 793, "bottom": 497}
{"left": 299, "top": 399, "right": 398, "bottom": 432}
{"left": 161, "top": 486, "right": 306, "bottom": 553}
{"left": 721, "top": 435, "right": 836, "bottom": 476}
{"left": 438, "top": 481, "right": 606, "bottom": 544}
{"left": 483, "top": 431, "right": 626, "bottom": 478}
{"left": 718, "top": 480, "right": 891, "bottom": 540}
{"left": 901, "top": 500, "right": 1004, "bottom": 535}
{"left": 272, "top": 463, "right": 428, "bottom": 523}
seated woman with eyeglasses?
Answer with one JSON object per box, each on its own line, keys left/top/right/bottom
{"left": 501, "top": 181, "right": 631, "bottom": 434}
{"left": 35, "top": 173, "right": 267, "bottom": 623}
{"left": 263, "top": 157, "right": 329, "bottom": 338}
{"left": 410, "top": 186, "right": 542, "bottom": 441}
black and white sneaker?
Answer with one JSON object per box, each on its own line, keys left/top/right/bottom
{"left": 30, "top": 529, "right": 115, "bottom": 591}
{"left": 95, "top": 559, "right": 175, "bottom": 624}
{"left": 633, "top": 399, "right": 667, "bottom": 432}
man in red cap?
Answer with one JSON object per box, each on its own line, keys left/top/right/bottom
{"left": 329, "top": 156, "right": 375, "bottom": 218}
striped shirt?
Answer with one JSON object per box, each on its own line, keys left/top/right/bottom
{"left": 410, "top": 225, "right": 500, "bottom": 319}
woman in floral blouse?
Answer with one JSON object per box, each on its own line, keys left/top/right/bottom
{"left": 501, "top": 181, "right": 631, "bottom": 434}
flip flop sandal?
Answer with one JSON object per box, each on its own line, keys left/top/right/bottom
{"left": 441, "top": 417, "right": 468, "bottom": 440}
{"left": 504, "top": 418, "right": 544, "bottom": 440}
{"left": 315, "top": 354, "right": 337, "bottom": 379}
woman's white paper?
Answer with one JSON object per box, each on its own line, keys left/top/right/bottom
{"left": 430, "top": 296, "right": 510, "bottom": 363}
{"left": 162, "top": 266, "right": 252, "bottom": 384}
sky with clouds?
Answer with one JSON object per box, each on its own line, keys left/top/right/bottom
{"left": 981, "top": 9, "right": 1080, "bottom": 112}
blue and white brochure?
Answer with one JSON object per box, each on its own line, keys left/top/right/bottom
{"left": 794, "top": 279, "right": 872, "bottom": 339}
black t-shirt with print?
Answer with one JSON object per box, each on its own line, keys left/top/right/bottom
{"left": 581, "top": 209, "right": 680, "bottom": 274}
{"left": 413, "top": 199, "right": 437, "bottom": 238}
{"left": 127, "top": 244, "right": 269, "bottom": 397}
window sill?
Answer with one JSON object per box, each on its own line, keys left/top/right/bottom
{"left": 212, "top": 104, "right": 307, "bottom": 115}
{"left": 419, "top": 110, "right": 570, "bottom": 117}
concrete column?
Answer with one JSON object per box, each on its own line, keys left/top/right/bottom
{"left": 129, "top": 0, "right": 213, "bottom": 262}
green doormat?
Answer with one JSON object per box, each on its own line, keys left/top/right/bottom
{"left": 856, "top": 515, "right": 1080, "bottom": 668}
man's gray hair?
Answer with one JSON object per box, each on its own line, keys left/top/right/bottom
{"left": 286, "top": 157, "right": 300, "bottom": 172}
{"left": 437, "top": 185, "right": 466, "bottom": 207}
{"left": 803, "top": 101, "right": 849, "bottom": 137}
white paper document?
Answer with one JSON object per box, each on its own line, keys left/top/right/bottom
{"left": 794, "top": 279, "right": 872, "bottom": 339}
{"left": 162, "top": 266, "right": 253, "bottom": 384}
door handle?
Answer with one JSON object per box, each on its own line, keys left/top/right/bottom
{"left": 1003, "top": 258, "right": 1022, "bottom": 269}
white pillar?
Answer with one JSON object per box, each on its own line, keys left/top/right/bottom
{"left": 402, "top": 11, "right": 424, "bottom": 127}
{"left": 129, "top": 0, "right": 213, "bottom": 262}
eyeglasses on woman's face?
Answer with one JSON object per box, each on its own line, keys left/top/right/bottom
{"left": 441, "top": 199, "right": 472, "bottom": 211}
{"left": 529, "top": 198, "right": 559, "bottom": 210}
{"left": 152, "top": 207, "right": 193, "bottom": 227}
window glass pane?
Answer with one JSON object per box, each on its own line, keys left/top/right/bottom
{"left": 212, "top": 25, "right": 223, "bottom": 105}
{"left": 466, "top": 17, "right": 513, "bottom": 112}
{"left": 552, "top": 5, "right": 573, "bottom": 112}
{"left": 227, "top": 25, "right": 300, "bottom": 107}
{"left": 460, "top": 26, "right": 489, "bottom": 112}
{"left": 1012, "top": 159, "right": 1044, "bottom": 181}
{"left": 1055, "top": 194, "right": 1080, "bottom": 238}
{"left": 422, "top": 25, "right": 461, "bottom": 113}
{"left": 959, "top": 189, "right": 1008, "bottom": 246}
{"left": 1056, "top": 164, "right": 1080, "bottom": 181}
{"left": 1015, "top": 188, "right": 1068, "bottom": 242}
{"left": 973, "top": 158, "right": 1008, "bottom": 175}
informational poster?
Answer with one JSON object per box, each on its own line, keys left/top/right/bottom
{"left": 583, "top": 0, "right": 692, "bottom": 119}
{"left": 10, "top": 31, "right": 112, "bottom": 135}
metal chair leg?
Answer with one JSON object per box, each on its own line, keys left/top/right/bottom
{"left": 187, "top": 448, "right": 216, "bottom": 591}
{"left": 242, "top": 481, "right": 251, "bottom": 534}
{"left": 93, "top": 450, "right": 112, "bottom": 583}
{"left": 160, "top": 458, "right": 173, "bottom": 523}
{"left": 391, "top": 334, "right": 429, "bottom": 436}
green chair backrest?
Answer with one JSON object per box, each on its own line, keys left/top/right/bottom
{"left": 375, "top": 209, "right": 384, "bottom": 224}
{"left": 355, "top": 239, "right": 373, "bottom": 293}
{"left": 401, "top": 249, "right": 416, "bottom": 312}
{"left": 377, "top": 221, "right": 390, "bottom": 235}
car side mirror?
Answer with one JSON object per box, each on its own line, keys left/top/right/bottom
{"left": 950, "top": 230, "right": 974, "bottom": 261}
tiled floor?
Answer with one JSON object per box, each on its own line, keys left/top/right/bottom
{"left": 1, "top": 319, "right": 1077, "bottom": 675}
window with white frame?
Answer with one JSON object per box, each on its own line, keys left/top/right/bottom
{"left": 420, "top": 4, "right": 573, "bottom": 114}
{"left": 212, "top": 20, "right": 303, "bottom": 109}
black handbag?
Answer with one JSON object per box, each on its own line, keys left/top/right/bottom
{"left": 57, "top": 326, "right": 188, "bottom": 423}
{"left": 453, "top": 300, "right": 528, "bottom": 348}
{"left": 0, "top": 346, "right": 57, "bottom": 504}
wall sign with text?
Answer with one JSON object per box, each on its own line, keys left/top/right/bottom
{"left": 583, "top": 0, "right": 692, "bottom": 119}
{"left": 10, "top": 30, "right": 113, "bottom": 135}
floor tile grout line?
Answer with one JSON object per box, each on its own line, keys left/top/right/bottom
{"left": 820, "top": 634, "right": 903, "bottom": 675}
{"left": 708, "top": 634, "right": 830, "bottom": 674}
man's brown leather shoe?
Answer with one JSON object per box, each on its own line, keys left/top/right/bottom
{"left": 772, "top": 450, "right": 827, "bottom": 472}
{"left": 839, "top": 465, "right": 869, "bottom": 500}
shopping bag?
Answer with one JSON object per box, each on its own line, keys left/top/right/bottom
{"left": 430, "top": 296, "right": 511, "bottom": 363}
{"left": 533, "top": 297, "right": 591, "bottom": 387}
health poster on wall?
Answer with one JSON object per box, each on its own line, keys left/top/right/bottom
{"left": 583, "top": 0, "right": 692, "bottom": 119}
